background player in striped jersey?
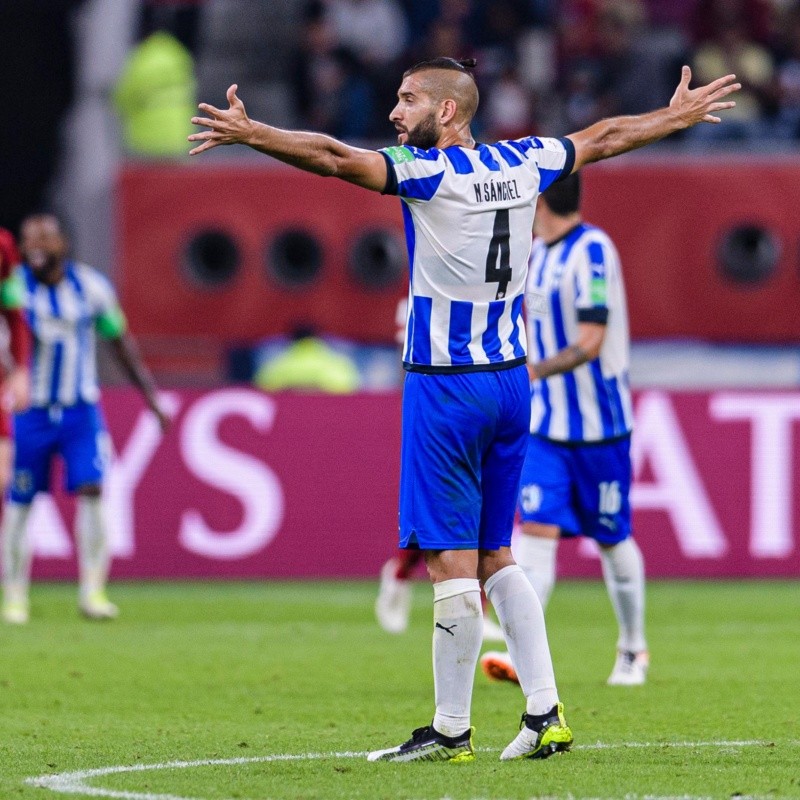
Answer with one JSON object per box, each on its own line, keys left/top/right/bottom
{"left": 1, "top": 214, "right": 168, "bottom": 625}
{"left": 189, "top": 59, "right": 738, "bottom": 762}
{"left": 0, "top": 228, "right": 32, "bottom": 547}
{"left": 480, "top": 172, "right": 648, "bottom": 688}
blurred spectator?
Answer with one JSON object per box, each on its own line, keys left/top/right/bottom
{"left": 281, "top": 0, "right": 798, "bottom": 144}
{"left": 291, "top": 2, "right": 381, "bottom": 138}
{"left": 691, "top": 0, "right": 774, "bottom": 46}
{"left": 557, "top": 0, "right": 671, "bottom": 132}
{"left": 113, "top": 30, "right": 197, "bottom": 157}
{"left": 326, "top": 0, "right": 409, "bottom": 66}
{"left": 400, "top": 0, "right": 446, "bottom": 48}
{"left": 690, "top": 3, "right": 776, "bottom": 140}
{"left": 139, "top": 0, "right": 206, "bottom": 55}
{"left": 468, "top": 0, "right": 528, "bottom": 80}
{"left": 254, "top": 326, "right": 361, "bottom": 394}
{"left": 557, "top": 0, "right": 603, "bottom": 64}
{"left": 329, "top": 48, "right": 380, "bottom": 139}
{"left": 773, "top": 4, "right": 800, "bottom": 138}
{"left": 561, "top": 59, "right": 604, "bottom": 130}
{"left": 593, "top": 0, "right": 673, "bottom": 117}
{"left": 408, "top": 16, "right": 471, "bottom": 65}
{"left": 643, "top": 0, "right": 697, "bottom": 31}
{"left": 291, "top": 1, "right": 341, "bottom": 130}
{"left": 483, "top": 63, "right": 538, "bottom": 139}
{"left": 325, "top": 0, "right": 410, "bottom": 137}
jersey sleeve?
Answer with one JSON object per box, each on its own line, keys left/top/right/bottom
{"left": 96, "top": 307, "right": 127, "bottom": 339}
{"left": 85, "top": 267, "right": 128, "bottom": 339}
{"left": 1, "top": 267, "right": 32, "bottom": 368}
{"left": 510, "top": 136, "right": 575, "bottom": 193}
{"left": 0, "top": 271, "right": 26, "bottom": 310}
{"left": 574, "top": 238, "right": 611, "bottom": 324}
{"left": 379, "top": 145, "right": 446, "bottom": 202}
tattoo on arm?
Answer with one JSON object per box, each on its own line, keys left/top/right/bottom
{"left": 531, "top": 344, "right": 589, "bottom": 380}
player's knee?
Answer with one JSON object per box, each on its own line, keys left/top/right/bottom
{"left": 476, "top": 547, "right": 515, "bottom": 585}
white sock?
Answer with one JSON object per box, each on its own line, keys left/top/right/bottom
{"left": 432, "top": 578, "right": 482, "bottom": 737}
{"left": 2, "top": 502, "right": 33, "bottom": 604}
{"left": 75, "top": 496, "right": 110, "bottom": 600}
{"left": 514, "top": 534, "right": 558, "bottom": 608}
{"left": 484, "top": 565, "right": 558, "bottom": 716}
{"left": 600, "top": 537, "right": 647, "bottom": 653}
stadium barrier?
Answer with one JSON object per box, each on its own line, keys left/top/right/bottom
{"left": 119, "top": 159, "right": 800, "bottom": 353}
{"left": 28, "top": 387, "right": 800, "bottom": 580}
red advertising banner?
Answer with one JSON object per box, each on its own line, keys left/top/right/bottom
{"left": 28, "top": 387, "right": 800, "bottom": 580}
{"left": 119, "top": 160, "right": 800, "bottom": 348}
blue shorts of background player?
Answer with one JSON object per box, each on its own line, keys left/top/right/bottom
{"left": 11, "top": 402, "right": 109, "bottom": 503}
{"left": 517, "top": 433, "right": 632, "bottom": 546}
{"left": 399, "top": 365, "right": 530, "bottom": 551}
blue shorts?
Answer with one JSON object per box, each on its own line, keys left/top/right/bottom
{"left": 399, "top": 365, "right": 530, "bottom": 551}
{"left": 517, "top": 433, "right": 632, "bottom": 546}
{"left": 11, "top": 403, "right": 110, "bottom": 503}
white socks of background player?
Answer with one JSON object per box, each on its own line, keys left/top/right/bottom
{"left": 1, "top": 501, "right": 33, "bottom": 605}
{"left": 599, "top": 537, "right": 647, "bottom": 653}
{"left": 432, "top": 578, "right": 482, "bottom": 737}
{"left": 485, "top": 565, "right": 559, "bottom": 716}
{"left": 76, "top": 495, "right": 110, "bottom": 601}
{"left": 514, "top": 534, "right": 558, "bottom": 608}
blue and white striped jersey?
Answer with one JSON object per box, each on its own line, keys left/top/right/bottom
{"left": 381, "top": 136, "right": 574, "bottom": 372}
{"left": 18, "top": 261, "right": 122, "bottom": 407}
{"left": 525, "top": 223, "right": 633, "bottom": 442}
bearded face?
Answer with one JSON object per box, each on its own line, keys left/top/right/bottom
{"left": 20, "top": 218, "right": 67, "bottom": 280}
{"left": 403, "top": 111, "right": 441, "bottom": 150}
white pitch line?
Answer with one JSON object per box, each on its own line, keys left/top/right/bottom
{"left": 25, "top": 740, "right": 799, "bottom": 800}
{"left": 25, "top": 752, "right": 367, "bottom": 800}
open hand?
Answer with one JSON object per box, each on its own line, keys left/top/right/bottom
{"left": 188, "top": 84, "right": 253, "bottom": 155}
{"left": 669, "top": 65, "right": 740, "bottom": 127}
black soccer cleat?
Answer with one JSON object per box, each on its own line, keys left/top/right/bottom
{"left": 500, "top": 703, "right": 573, "bottom": 760}
{"left": 367, "top": 724, "right": 475, "bottom": 762}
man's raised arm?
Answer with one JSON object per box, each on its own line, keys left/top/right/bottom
{"left": 189, "top": 84, "right": 388, "bottom": 193}
{"left": 567, "top": 66, "right": 740, "bottom": 171}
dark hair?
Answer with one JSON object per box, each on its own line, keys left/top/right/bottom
{"left": 403, "top": 57, "right": 477, "bottom": 80}
{"left": 20, "top": 211, "right": 69, "bottom": 240}
{"left": 541, "top": 171, "right": 581, "bottom": 216}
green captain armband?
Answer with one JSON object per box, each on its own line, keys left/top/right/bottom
{"left": 0, "top": 273, "right": 25, "bottom": 309}
{"left": 95, "top": 307, "right": 127, "bottom": 339}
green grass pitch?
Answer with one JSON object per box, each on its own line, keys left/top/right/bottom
{"left": 1, "top": 579, "right": 798, "bottom": 800}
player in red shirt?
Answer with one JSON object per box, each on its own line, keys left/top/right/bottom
{"left": 0, "top": 228, "right": 32, "bottom": 530}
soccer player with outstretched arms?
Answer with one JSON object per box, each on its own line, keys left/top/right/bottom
{"left": 189, "top": 60, "right": 738, "bottom": 762}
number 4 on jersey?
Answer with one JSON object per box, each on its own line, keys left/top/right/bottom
{"left": 485, "top": 209, "right": 512, "bottom": 299}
